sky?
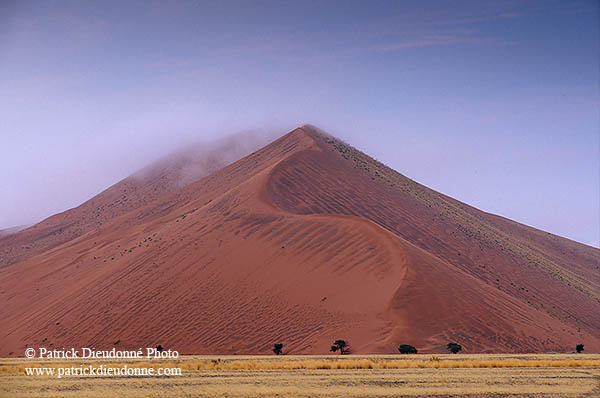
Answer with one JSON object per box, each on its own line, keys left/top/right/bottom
{"left": 1, "top": 0, "right": 598, "bottom": 247}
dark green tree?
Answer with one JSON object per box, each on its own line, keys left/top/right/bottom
{"left": 273, "top": 343, "right": 283, "bottom": 355}
{"left": 398, "top": 344, "right": 418, "bottom": 354}
{"left": 576, "top": 344, "right": 584, "bottom": 353}
{"left": 447, "top": 342, "right": 462, "bottom": 354}
{"left": 330, "top": 340, "right": 349, "bottom": 354}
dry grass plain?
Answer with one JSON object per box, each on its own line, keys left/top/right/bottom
{"left": 1, "top": 354, "right": 599, "bottom": 397}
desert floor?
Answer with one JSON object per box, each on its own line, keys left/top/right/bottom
{"left": 1, "top": 354, "right": 599, "bottom": 397}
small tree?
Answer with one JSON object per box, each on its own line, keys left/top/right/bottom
{"left": 398, "top": 344, "right": 418, "bottom": 354}
{"left": 447, "top": 342, "right": 462, "bottom": 354}
{"left": 330, "top": 340, "right": 349, "bottom": 354}
{"left": 273, "top": 343, "right": 283, "bottom": 355}
{"left": 156, "top": 345, "right": 163, "bottom": 353}
{"left": 576, "top": 344, "right": 584, "bottom": 353}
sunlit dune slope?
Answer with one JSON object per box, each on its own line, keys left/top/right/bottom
{"left": 0, "top": 126, "right": 598, "bottom": 355}
{"left": 0, "top": 134, "right": 267, "bottom": 266}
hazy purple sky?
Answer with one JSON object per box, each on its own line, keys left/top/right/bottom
{"left": 1, "top": 0, "right": 598, "bottom": 247}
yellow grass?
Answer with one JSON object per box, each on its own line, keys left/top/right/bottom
{"left": 174, "top": 357, "right": 600, "bottom": 370}
{"left": 1, "top": 354, "right": 599, "bottom": 397}
{"left": 2, "top": 353, "right": 598, "bottom": 373}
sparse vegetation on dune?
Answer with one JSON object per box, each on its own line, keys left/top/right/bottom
{"left": 317, "top": 131, "right": 600, "bottom": 323}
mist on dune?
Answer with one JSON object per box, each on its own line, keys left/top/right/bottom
{"left": 132, "top": 129, "right": 281, "bottom": 188}
{"left": 0, "top": 126, "right": 283, "bottom": 232}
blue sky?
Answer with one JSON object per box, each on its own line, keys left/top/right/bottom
{"left": 1, "top": 0, "right": 598, "bottom": 246}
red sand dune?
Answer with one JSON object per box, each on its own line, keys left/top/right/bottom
{"left": 0, "top": 125, "right": 598, "bottom": 355}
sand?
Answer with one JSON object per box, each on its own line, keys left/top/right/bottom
{"left": 0, "top": 125, "right": 598, "bottom": 356}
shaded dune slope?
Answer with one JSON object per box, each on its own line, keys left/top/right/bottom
{"left": 268, "top": 128, "right": 599, "bottom": 342}
{"left": 1, "top": 126, "right": 598, "bottom": 355}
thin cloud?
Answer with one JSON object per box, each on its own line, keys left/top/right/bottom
{"left": 373, "top": 35, "right": 513, "bottom": 52}
{"left": 374, "top": 35, "right": 466, "bottom": 51}
{"left": 435, "top": 12, "right": 522, "bottom": 25}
